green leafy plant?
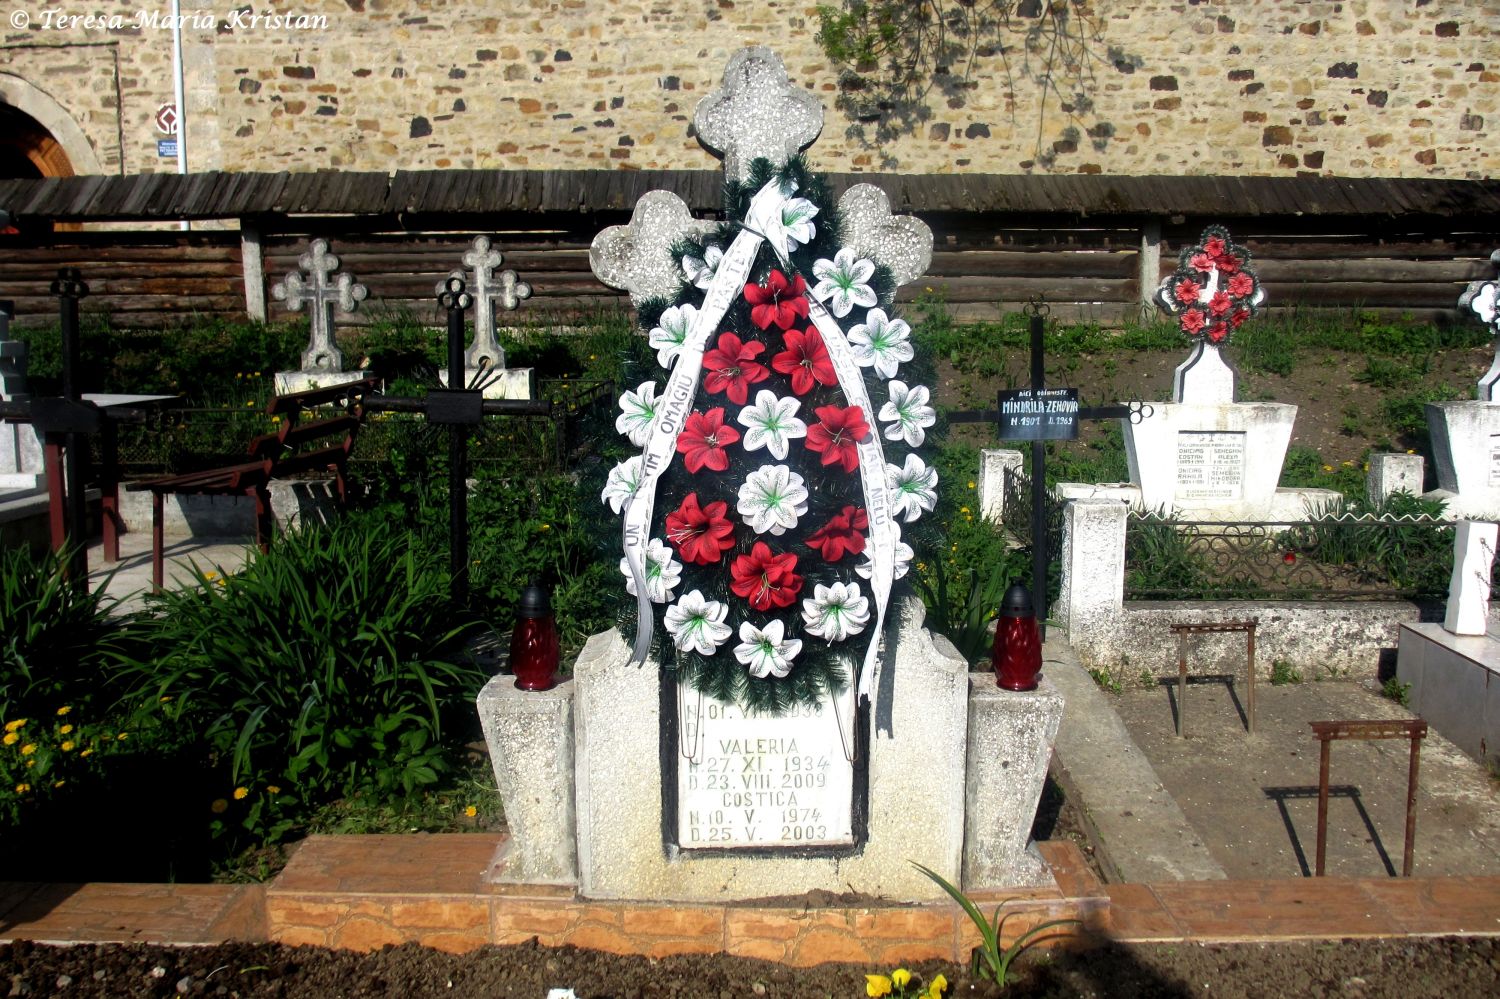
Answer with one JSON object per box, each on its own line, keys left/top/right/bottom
{"left": 1, "top": 545, "right": 142, "bottom": 720}
{"left": 1269, "top": 660, "right": 1302, "bottom": 685}
{"left": 1381, "top": 676, "right": 1412, "bottom": 708}
{"left": 1086, "top": 667, "right": 1122, "bottom": 694}
{"left": 912, "top": 861, "right": 1080, "bottom": 986}
{"left": 122, "top": 514, "right": 486, "bottom": 845}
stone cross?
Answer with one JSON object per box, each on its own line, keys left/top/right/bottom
{"left": 272, "top": 239, "right": 368, "bottom": 373}
{"left": 443, "top": 235, "right": 531, "bottom": 370}
{"left": 1459, "top": 248, "right": 1500, "bottom": 401}
{"left": 694, "top": 46, "right": 823, "bottom": 184}
{"left": 592, "top": 49, "right": 932, "bottom": 303}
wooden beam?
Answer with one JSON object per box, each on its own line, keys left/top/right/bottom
{"left": 241, "top": 221, "right": 266, "bottom": 322}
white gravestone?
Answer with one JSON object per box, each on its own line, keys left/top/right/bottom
{"left": 1444, "top": 520, "right": 1498, "bottom": 636}
{"left": 0, "top": 302, "right": 45, "bottom": 493}
{"left": 677, "top": 689, "right": 855, "bottom": 849}
{"left": 1424, "top": 250, "right": 1500, "bottom": 518}
{"left": 1175, "top": 430, "right": 1246, "bottom": 502}
{"left": 434, "top": 236, "right": 536, "bottom": 400}
{"left": 271, "top": 239, "right": 371, "bottom": 394}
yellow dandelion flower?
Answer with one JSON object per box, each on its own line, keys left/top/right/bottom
{"left": 117, "top": 732, "right": 129, "bottom": 741}
{"left": 1322, "top": 464, "right": 1333, "bottom": 472}
{"left": 253, "top": 371, "right": 261, "bottom": 377}
{"left": 1342, "top": 460, "right": 1354, "bottom": 467}
{"left": 60, "top": 741, "right": 75, "bottom": 752}
{"left": 80, "top": 748, "right": 93, "bottom": 758}
{"left": 2, "top": 733, "right": 16, "bottom": 746}
{"left": 25, "top": 759, "right": 34, "bottom": 768}
{"left": 55, "top": 706, "right": 70, "bottom": 717}
{"left": 967, "top": 481, "right": 976, "bottom": 489}
{"left": 960, "top": 506, "right": 970, "bottom": 514}
{"left": 20, "top": 743, "right": 36, "bottom": 756}
{"left": 4, "top": 719, "right": 26, "bottom": 732}
{"left": 233, "top": 786, "right": 249, "bottom": 800}
{"left": 53, "top": 780, "right": 65, "bottom": 789}
{"left": 1406, "top": 448, "right": 1416, "bottom": 455}
{"left": 210, "top": 799, "right": 228, "bottom": 814}
{"left": 464, "top": 805, "right": 478, "bottom": 818}
{"left": 160, "top": 696, "right": 172, "bottom": 703}
{"left": 1362, "top": 463, "right": 1370, "bottom": 472}
{"left": 540, "top": 523, "right": 551, "bottom": 531}
{"left": 14, "top": 783, "right": 29, "bottom": 794}
{"left": 266, "top": 785, "right": 282, "bottom": 795}
{"left": 59, "top": 724, "right": 73, "bottom": 735}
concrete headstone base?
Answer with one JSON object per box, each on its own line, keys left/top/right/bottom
{"left": 476, "top": 596, "right": 1065, "bottom": 901}
{"left": 272, "top": 369, "right": 372, "bottom": 396}
{"left": 436, "top": 367, "right": 535, "bottom": 400}
{"left": 1397, "top": 621, "right": 1500, "bottom": 770}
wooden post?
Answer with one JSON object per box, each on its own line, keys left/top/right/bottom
{"left": 241, "top": 221, "right": 267, "bottom": 323}
{"left": 1315, "top": 737, "right": 1331, "bottom": 876}
{"left": 1138, "top": 218, "right": 1162, "bottom": 319}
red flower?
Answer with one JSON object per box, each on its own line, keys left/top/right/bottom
{"left": 702, "top": 331, "right": 769, "bottom": 405}
{"left": 1190, "top": 252, "right": 1215, "bottom": 273}
{"left": 1228, "top": 271, "right": 1255, "bottom": 298}
{"left": 1230, "top": 308, "right": 1251, "bottom": 329}
{"left": 1174, "top": 278, "right": 1202, "bottom": 306}
{"left": 1204, "top": 236, "right": 1227, "bottom": 259}
{"left": 665, "top": 493, "right": 735, "bottom": 565}
{"left": 1180, "top": 309, "right": 1207, "bottom": 335}
{"left": 1214, "top": 252, "right": 1242, "bottom": 275}
{"left": 806, "top": 506, "right": 868, "bottom": 563}
{"left": 772, "top": 327, "right": 838, "bottom": 395}
{"left": 729, "top": 543, "right": 803, "bottom": 611}
{"left": 1206, "top": 322, "right": 1230, "bottom": 343}
{"left": 805, "top": 404, "right": 870, "bottom": 473}
{"left": 744, "top": 270, "right": 810, "bottom": 332}
{"left": 1209, "top": 291, "right": 1232, "bottom": 317}
{"left": 676, "top": 407, "right": 741, "bottom": 474}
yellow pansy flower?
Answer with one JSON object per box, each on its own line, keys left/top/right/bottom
{"left": 891, "top": 969, "right": 911, "bottom": 989}
{"left": 927, "top": 973, "right": 947, "bottom": 998}
{"left": 865, "top": 975, "right": 892, "bottom": 998}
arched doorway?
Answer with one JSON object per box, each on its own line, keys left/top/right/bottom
{"left": 0, "top": 103, "right": 74, "bottom": 178}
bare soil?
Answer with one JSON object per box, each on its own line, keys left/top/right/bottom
{"left": 3, "top": 935, "right": 1498, "bottom": 998}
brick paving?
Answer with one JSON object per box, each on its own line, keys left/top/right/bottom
{"left": 3, "top": 834, "right": 1499, "bottom": 962}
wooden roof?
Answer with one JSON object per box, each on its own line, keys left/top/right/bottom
{"left": 1, "top": 170, "right": 1496, "bottom": 221}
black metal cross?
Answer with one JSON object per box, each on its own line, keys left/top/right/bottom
{"left": 360, "top": 275, "right": 551, "bottom": 605}
{"left": 947, "top": 299, "right": 1151, "bottom": 635}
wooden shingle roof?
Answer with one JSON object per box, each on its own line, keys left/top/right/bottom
{"left": 1, "top": 170, "right": 1496, "bottom": 221}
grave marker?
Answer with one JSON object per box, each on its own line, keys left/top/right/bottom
{"left": 434, "top": 236, "right": 536, "bottom": 399}
{"left": 271, "top": 239, "right": 369, "bottom": 394}
{"left": 1423, "top": 249, "right": 1500, "bottom": 517}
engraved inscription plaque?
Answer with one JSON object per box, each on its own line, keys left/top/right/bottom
{"left": 677, "top": 685, "right": 855, "bottom": 849}
{"left": 1176, "top": 431, "right": 1246, "bottom": 501}
{"left": 1490, "top": 435, "right": 1500, "bottom": 488}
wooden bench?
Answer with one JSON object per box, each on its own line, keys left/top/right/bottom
{"left": 127, "top": 378, "right": 376, "bottom": 588}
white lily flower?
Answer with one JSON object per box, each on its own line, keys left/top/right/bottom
{"left": 615, "top": 380, "right": 661, "bottom": 447}
{"left": 620, "top": 538, "right": 683, "bottom": 604}
{"left": 664, "top": 589, "right": 732, "bottom": 655}
{"left": 801, "top": 581, "right": 871, "bottom": 643}
{"left": 886, "top": 453, "right": 939, "bottom": 523}
{"left": 600, "top": 455, "right": 643, "bottom": 515}
{"left": 878, "top": 380, "right": 937, "bottom": 448}
{"left": 811, "top": 248, "right": 878, "bottom": 318}
{"left": 648, "top": 303, "right": 699, "bottom": 369}
{"left": 682, "top": 243, "right": 725, "bottom": 291}
{"left": 733, "top": 619, "right": 802, "bottom": 679}
{"left": 735, "top": 390, "right": 807, "bottom": 460}
{"left": 736, "top": 464, "right": 809, "bottom": 536}
{"left": 848, "top": 308, "right": 914, "bottom": 380}
{"left": 763, "top": 196, "right": 819, "bottom": 258}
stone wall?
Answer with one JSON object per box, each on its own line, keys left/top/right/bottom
{"left": 1, "top": 1, "right": 1496, "bottom": 179}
